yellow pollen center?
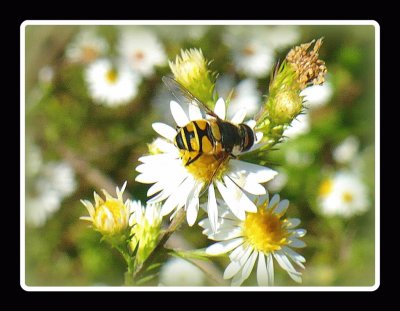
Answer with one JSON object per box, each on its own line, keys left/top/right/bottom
{"left": 182, "top": 151, "right": 228, "bottom": 183}
{"left": 95, "top": 199, "right": 126, "bottom": 232}
{"left": 319, "top": 179, "right": 333, "bottom": 197}
{"left": 342, "top": 191, "right": 353, "bottom": 203}
{"left": 243, "top": 208, "right": 290, "bottom": 253}
{"left": 105, "top": 69, "right": 118, "bottom": 84}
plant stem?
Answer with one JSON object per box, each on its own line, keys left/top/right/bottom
{"left": 132, "top": 208, "right": 186, "bottom": 282}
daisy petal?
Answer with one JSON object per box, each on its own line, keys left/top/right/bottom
{"left": 214, "top": 98, "right": 226, "bottom": 119}
{"left": 216, "top": 180, "right": 246, "bottom": 220}
{"left": 241, "top": 250, "right": 258, "bottom": 280}
{"left": 207, "top": 184, "right": 219, "bottom": 232}
{"left": 274, "top": 199, "right": 289, "bottom": 215}
{"left": 224, "top": 176, "right": 257, "bottom": 213}
{"left": 230, "top": 108, "right": 247, "bottom": 124}
{"left": 224, "top": 261, "right": 242, "bottom": 279}
{"left": 229, "top": 160, "right": 277, "bottom": 184}
{"left": 268, "top": 194, "right": 280, "bottom": 210}
{"left": 170, "top": 100, "right": 189, "bottom": 127}
{"left": 189, "top": 104, "right": 203, "bottom": 120}
{"left": 161, "top": 177, "right": 195, "bottom": 216}
{"left": 294, "top": 228, "right": 307, "bottom": 238}
{"left": 152, "top": 123, "right": 177, "bottom": 141}
{"left": 206, "top": 238, "right": 244, "bottom": 255}
{"left": 186, "top": 182, "right": 202, "bottom": 226}
{"left": 289, "top": 237, "right": 306, "bottom": 248}
{"left": 287, "top": 218, "right": 301, "bottom": 228}
{"left": 266, "top": 253, "right": 274, "bottom": 285}
{"left": 257, "top": 252, "right": 269, "bottom": 286}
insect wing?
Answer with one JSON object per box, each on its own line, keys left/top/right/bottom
{"left": 162, "top": 76, "right": 218, "bottom": 119}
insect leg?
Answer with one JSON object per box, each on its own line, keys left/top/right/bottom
{"left": 185, "top": 152, "right": 203, "bottom": 166}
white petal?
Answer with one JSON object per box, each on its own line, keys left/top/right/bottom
{"left": 282, "top": 246, "right": 305, "bottom": 269}
{"left": 161, "top": 177, "right": 195, "bottom": 216}
{"left": 266, "top": 253, "right": 274, "bottom": 285}
{"left": 147, "top": 181, "right": 165, "bottom": 196}
{"left": 152, "top": 123, "right": 177, "bottom": 141}
{"left": 206, "top": 238, "right": 244, "bottom": 255}
{"left": 216, "top": 180, "right": 245, "bottom": 220}
{"left": 257, "top": 252, "right": 269, "bottom": 286}
{"left": 229, "top": 244, "right": 246, "bottom": 262}
{"left": 274, "top": 199, "right": 289, "bottom": 215}
{"left": 229, "top": 160, "right": 277, "bottom": 183}
{"left": 135, "top": 173, "right": 159, "bottom": 184}
{"left": 224, "top": 261, "right": 242, "bottom": 279}
{"left": 241, "top": 250, "right": 258, "bottom": 281}
{"left": 231, "top": 270, "right": 246, "bottom": 286}
{"left": 246, "top": 119, "right": 256, "bottom": 128}
{"left": 138, "top": 153, "right": 177, "bottom": 165}
{"left": 224, "top": 176, "right": 257, "bottom": 213}
{"left": 207, "top": 227, "right": 242, "bottom": 241}
{"left": 289, "top": 237, "right": 306, "bottom": 248}
{"left": 214, "top": 97, "right": 226, "bottom": 119}
{"left": 274, "top": 251, "right": 296, "bottom": 273}
{"left": 287, "top": 218, "right": 301, "bottom": 228}
{"left": 228, "top": 171, "right": 266, "bottom": 195}
{"left": 207, "top": 184, "right": 219, "bottom": 232}
{"left": 170, "top": 100, "right": 189, "bottom": 127}
{"left": 268, "top": 194, "right": 280, "bottom": 210}
{"left": 230, "top": 108, "right": 247, "bottom": 124}
{"left": 189, "top": 104, "right": 203, "bottom": 120}
{"left": 186, "top": 182, "right": 202, "bottom": 226}
{"left": 294, "top": 229, "right": 307, "bottom": 238}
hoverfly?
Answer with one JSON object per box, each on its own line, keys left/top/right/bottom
{"left": 162, "top": 76, "right": 255, "bottom": 168}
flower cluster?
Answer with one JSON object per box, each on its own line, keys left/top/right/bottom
{"left": 66, "top": 27, "right": 167, "bottom": 107}
{"left": 80, "top": 36, "right": 329, "bottom": 287}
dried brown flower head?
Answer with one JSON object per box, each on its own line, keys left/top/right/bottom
{"left": 286, "top": 38, "right": 327, "bottom": 89}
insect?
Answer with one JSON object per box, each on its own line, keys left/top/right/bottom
{"left": 162, "top": 76, "right": 255, "bottom": 167}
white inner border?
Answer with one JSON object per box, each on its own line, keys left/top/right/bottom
{"left": 20, "top": 20, "right": 380, "bottom": 292}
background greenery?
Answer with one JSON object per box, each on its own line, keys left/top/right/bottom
{"left": 24, "top": 24, "right": 376, "bottom": 286}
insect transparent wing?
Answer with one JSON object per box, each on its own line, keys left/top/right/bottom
{"left": 162, "top": 76, "right": 218, "bottom": 119}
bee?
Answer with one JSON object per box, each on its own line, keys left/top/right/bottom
{"left": 162, "top": 76, "right": 255, "bottom": 168}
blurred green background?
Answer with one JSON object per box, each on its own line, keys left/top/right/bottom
{"left": 24, "top": 24, "right": 376, "bottom": 287}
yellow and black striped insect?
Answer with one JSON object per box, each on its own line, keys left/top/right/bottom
{"left": 162, "top": 76, "right": 255, "bottom": 167}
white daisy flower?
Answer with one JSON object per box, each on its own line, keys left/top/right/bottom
{"left": 159, "top": 257, "right": 205, "bottom": 286}
{"left": 332, "top": 136, "right": 360, "bottom": 165}
{"left": 65, "top": 29, "right": 108, "bottom": 64}
{"left": 118, "top": 28, "right": 167, "bottom": 77}
{"left": 318, "top": 171, "right": 369, "bottom": 218}
{"left": 264, "top": 26, "right": 300, "bottom": 50}
{"left": 223, "top": 27, "right": 274, "bottom": 78}
{"left": 266, "top": 170, "right": 288, "bottom": 192}
{"left": 283, "top": 113, "right": 310, "bottom": 139}
{"left": 200, "top": 192, "right": 306, "bottom": 286}
{"left": 136, "top": 98, "right": 277, "bottom": 231}
{"left": 36, "top": 161, "right": 77, "bottom": 198}
{"left": 301, "top": 82, "right": 333, "bottom": 109}
{"left": 26, "top": 160, "right": 76, "bottom": 227}
{"left": 85, "top": 58, "right": 141, "bottom": 107}
{"left": 26, "top": 190, "right": 61, "bottom": 227}
{"left": 216, "top": 75, "right": 261, "bottom": 119}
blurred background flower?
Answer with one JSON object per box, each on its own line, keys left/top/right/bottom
{"left": 23, "top": 23, "right": 376, "bottom": 287}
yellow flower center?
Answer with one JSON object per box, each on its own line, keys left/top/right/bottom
{"left": 105, "top": 69, "right": 118, "bottom": 84}
{"left": 182, "top": 151, "right": 228, "bottom": 183}
{"left": 342, "top": 191, "right": 353, "bottom": 203}
{"left": 319, "top": 179, "right": 333, "bottom": 197}
{"left": 94, "top": 199, "right": 127, "bottom": 234}
{"left": 242, "top": 207, "right": 290, "bottom": 253}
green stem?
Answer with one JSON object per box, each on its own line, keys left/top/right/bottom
{"left": 115, "top": 243, "right": 135, "bottom": 286}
